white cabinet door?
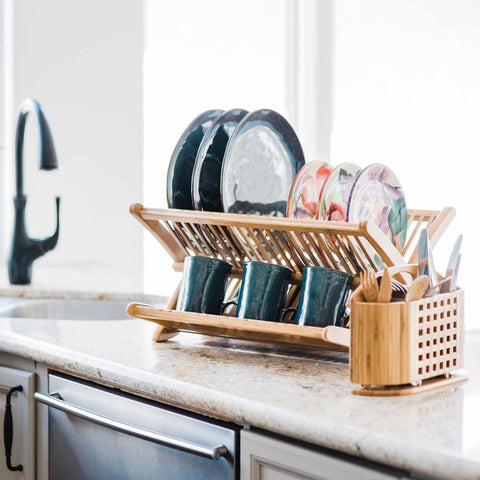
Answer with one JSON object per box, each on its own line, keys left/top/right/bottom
{"left": 0, "top": 366, "right": 36, "bottom": 480}
{"left": 241, "top": 431, "right": 408, "bottom": 480}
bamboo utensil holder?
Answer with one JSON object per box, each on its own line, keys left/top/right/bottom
{"left": 127, "top": 204, "right": 455, "bottom": 351}
{"left": 350, "top": 288, "right": 467, "bottom": 396}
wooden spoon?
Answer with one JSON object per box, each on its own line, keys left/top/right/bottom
{"left": 405, "top": 275, "right": 429, "bottom": 302}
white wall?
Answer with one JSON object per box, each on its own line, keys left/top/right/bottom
{"left": 2, "top": 0, "right": 144, "bottom": 291}
{"left": 332, "top": 0, "right": 480, "bottom": 327}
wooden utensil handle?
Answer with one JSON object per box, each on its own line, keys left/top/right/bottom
{"left": 378, "top": 264, "right": 418, "bottom": 284}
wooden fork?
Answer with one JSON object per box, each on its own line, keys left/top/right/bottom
{"left": 361, "top": 270, "right": 379, "bottom": 303}
{"left": 377, "top": 268, "right": 392, "bottom": 303}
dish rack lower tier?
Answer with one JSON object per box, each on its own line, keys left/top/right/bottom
{"left": 126, "top": 304, "right": 351, "bottom": 351}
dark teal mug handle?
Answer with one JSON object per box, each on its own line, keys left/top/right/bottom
{"left": 341, "top": 307, "right": 351, "bottom": 328}
{"left": 221, "top": 300, "right": 238, "bottom": 315}
{"left": 280, "top": 307, "right": 297, "bottom": 323}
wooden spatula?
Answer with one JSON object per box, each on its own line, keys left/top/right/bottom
{"left": 377, "top": 269, "right": 392, "bottom": 303}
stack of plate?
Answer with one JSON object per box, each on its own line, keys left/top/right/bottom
{"left": 167, "top": 108, "right": 305, "bottom": 217}
{"left": 167, "top": 109, "right": 408, "bottom": 265}
{"left": 286, "top": 161, "right": 408, "bottom": 266}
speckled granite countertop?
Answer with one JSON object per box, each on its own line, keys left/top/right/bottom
{"left": 0, "top": 295, "right": 478, "bottom": 480}
{"left": 0, "top": 284, "right": 166, "bottom": 304}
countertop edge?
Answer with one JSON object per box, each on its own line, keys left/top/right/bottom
{"left": 0, "top": 330, "right": 478, "bottom": 480}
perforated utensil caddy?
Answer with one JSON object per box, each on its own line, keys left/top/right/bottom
{"left": 350, "top": 286, "right": 465, "bottom": 396}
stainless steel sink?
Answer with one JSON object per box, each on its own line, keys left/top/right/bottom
{"left": 0, "top": 299, "right": 129, "bottom": 320}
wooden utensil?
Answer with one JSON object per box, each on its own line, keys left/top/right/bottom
{"left": 405, "top": 275, "right": 429, "bottom": 302}
{"left": 361, "top": 270, "right": 379, "bottom": 303}
{"left": 350, "top": 286, "right": 366, "bottom": 304}
{"left": 377, "top": 269, "right": 392, "bottom": 303}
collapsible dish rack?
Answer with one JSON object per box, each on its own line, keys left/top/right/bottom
{"left": 127, "top": 203, "right": 455, "bottom": 353}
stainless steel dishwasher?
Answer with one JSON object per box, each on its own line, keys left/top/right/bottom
{"left": 35, "top": 374, "right": 238, "bottom": 480}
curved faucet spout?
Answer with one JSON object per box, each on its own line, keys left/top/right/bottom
{"left": 8, "top": 99, "right": 60, "bottom": 285}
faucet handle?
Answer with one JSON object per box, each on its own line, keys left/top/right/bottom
{"left": 39, "top": 196, "right": 60, "bottom": 254}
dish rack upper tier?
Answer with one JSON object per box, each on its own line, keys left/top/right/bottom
{"left": 131, "top": 204, "right": 455, "bottom": 283}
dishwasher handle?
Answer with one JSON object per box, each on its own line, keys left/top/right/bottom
{"left": 34, "top": 391, "right": 228, "bottom": 461}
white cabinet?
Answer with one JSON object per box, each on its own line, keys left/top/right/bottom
{"left": 0, "top": 355, "right": 36, "bottom": 480}
{"left": 241, "top": 431, "right": 408, "bottom": 480}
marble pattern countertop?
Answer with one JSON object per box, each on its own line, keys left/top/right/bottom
{"left": 0, "top": 294, "right": 479, "bottom": 480}
{"left": 0, "top": 286, "right": 166, "bottom": 304}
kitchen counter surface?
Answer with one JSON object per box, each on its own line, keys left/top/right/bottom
{"left": 0, "top": 303, "right": 479, "bottom": 480}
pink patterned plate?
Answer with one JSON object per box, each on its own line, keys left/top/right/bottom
{"left": 286, "top": 162, "right": 333, "bottom": 219}
{"left": 347, "top": 163, "right": 408, "bottom": 267}
{"left": 317, "top": 163, "right": 361, "bottom": 221}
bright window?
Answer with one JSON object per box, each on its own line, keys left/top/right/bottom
{"left": 143, "top": 0, "right": 290, "bottom": 294}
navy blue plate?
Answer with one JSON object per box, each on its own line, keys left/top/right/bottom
{"left": 191, "top": 109, "right": 248, "bottom": 211}
{"left": 221, "top": 109, "right": 305, "bottom": 216}
{"left": 167, "top": 110, "right": 223, "bottom": 209}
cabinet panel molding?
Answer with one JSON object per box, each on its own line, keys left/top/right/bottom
{"left": 241, "top": 430, "right": 407, "bottom": 480}
{"left": 0, "top": 365, "right": 36, "bottom": 480}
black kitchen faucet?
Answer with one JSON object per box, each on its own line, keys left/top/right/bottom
{"left": 8, "top": 99, "right": 60, "bottom": 285}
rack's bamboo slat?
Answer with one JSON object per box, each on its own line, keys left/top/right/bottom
{"left": 151, "top": 281, "right": 181, "bottom": 342}
{"left": 132, "top": 205, "right": 454, "bottom": 272}
{"left": 405, "top": 207, "right": 456, "bottom": 263}
{"left": 129, "top": 204, "right": 455, "bottom": 348}
{"left": 127, "top": 304, "right": 350, "bottom": 351}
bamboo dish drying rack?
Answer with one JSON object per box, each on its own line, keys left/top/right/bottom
{"left": 127, "top": 203, "right": 455, "bottom": 352}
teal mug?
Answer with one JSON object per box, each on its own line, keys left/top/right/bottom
{"left": 223, "top": 261, "right": 293, "bottom": 322}
{"left": 292, "top": 266, "right": 353, "bottom": 328}
{"left": 177, "top": 256, "right": 232, "bottom": 314}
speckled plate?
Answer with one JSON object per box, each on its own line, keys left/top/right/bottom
{"left": 286, "top": 162, "right": 333, "bottom": 219}
{"left": 347, "top": 163, "right": 408, "bottom": 267}
{"left": 317, "top": 162, "right": 361, "bottom": 221}
{"left": 221, "top": 109, "right": 305, "bottom": 216}
{"left": 191, "top": 109, "right": 248, "bottom": 211}
{"left": 167, "top": 110, "right": 224, "bottom": 209}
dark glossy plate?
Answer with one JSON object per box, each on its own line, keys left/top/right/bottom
{"left": 221, "top": 109, "right": 305, "bottom": 216}
{"left": 191, "top": 109, "right": 248, "bottom": 211}
{"left": 167, "top": 110, "right": 224, "bottom": 209}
